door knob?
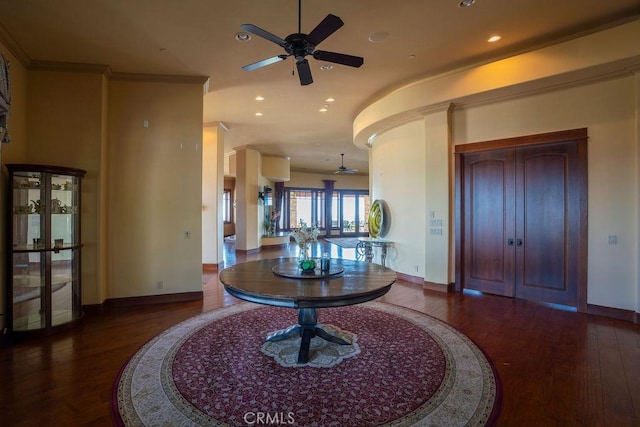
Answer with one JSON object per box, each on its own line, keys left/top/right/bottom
{"left": 507, "top": 238, "right": 514, "bottom": 246}
{"left": 516, "top": 239, "right": 523, "bottom": 247}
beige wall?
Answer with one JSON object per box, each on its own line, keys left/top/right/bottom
{"left": 370, "top": 120, "right": 425, "bottom": 276}
{"left": 288, "top": 171, "right": 368, "bottom": 190}
{"left": 202, "top": 124, "right": 225, "bottom": 265}
{"left": 1, "top": 63, "right": 205, "bottom": 312}
{"left": 26, "top": 69, "right": 106, "bottom": 304}
{"left": 454, "top": 76, "right": 637, "bottom": 310}
{"left": 107, "top": 80, "right": 203, "bottom": 299}
{"left": 234, "top": 147, "right": 262, "bottom": 251}
{"left": 360, "top": 21, "right": 640, "bottom": 313}
{"left": 0, "top": 63, "right": 107, "bottom": 309}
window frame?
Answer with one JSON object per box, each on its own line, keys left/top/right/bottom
{"left": 223, "top": 189, "right": 233, "bottom": 224}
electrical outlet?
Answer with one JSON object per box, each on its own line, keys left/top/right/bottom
{"left": 156, "top": 280, "right": 164, "bottom": 289}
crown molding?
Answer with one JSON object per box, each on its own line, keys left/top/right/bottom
{"left": 0, "top": 25, "right": 208, "bottom": 86}
{"left": 203, "top": 121, "right": 230, "bottom": 131}
{"left": 26, "top": 61, "right": 208, "bottom": 85}
{"left": 451, "top": 56, "right": 640, "bottom": 110}
{"left": 29, "top": 60, "right": 112, "bottom": 76}
{"left": 110, "top": 72, "right": 209, "bottom": 85}
{"left": 262, "top": 154, "right": 291, "bottom": 160}
{"left": 0, "top": 22, "right": 31, "bottom": 67}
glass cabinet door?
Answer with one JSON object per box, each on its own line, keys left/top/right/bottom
{"left": 11, "top": 171, "right": 46, "bottom": 331}
{"left": 50, "top": 173, "right": 81, "bottom": 327}
{"left": 6, "top": 164, "right": 85, "bottom": 335}
{"left": 11, "top": 170, "right": 44, "bottom": 249}
{"left": 51, "top": 173, "right": 80, "bottom": 247}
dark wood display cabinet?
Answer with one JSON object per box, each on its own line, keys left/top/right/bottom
{"left": 5, "top": 164, "right": 86, "bottom": 337}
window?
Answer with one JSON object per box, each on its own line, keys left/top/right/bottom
{"left": 283, "top": 187, "right": 369, "bottom": 235}
{"left": 286, "top": 189, "right": 324, "bottom": 228}
{"left": 223, "top": 189, "right": 232, "bottom": 223}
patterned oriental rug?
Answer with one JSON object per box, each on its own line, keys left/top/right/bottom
{"left": 112, "top": 302, "right": 501, "bottom": 426}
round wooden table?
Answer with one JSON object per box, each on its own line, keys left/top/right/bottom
{"left": 220, "top": 257, "right": 396, "bottom": 364}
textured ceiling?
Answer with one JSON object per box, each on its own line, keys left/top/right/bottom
{"left": 0, "top": 0, "right": 638, "bottom": 174}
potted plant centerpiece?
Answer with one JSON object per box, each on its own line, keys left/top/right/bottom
{"left": 290, "top": 220, "right": 320, "bottom": 273}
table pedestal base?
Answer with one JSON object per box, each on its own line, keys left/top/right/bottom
{"left": 266, "top": 308, "right": 351, "bottom": 364}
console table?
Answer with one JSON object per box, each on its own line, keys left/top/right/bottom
{"left": 356, "top": 237, "right": 393, "bottom": 267}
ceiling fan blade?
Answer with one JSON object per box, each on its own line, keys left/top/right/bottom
{"left": 335, "top": 167, "right": 358, "bottom": 175}
{"left": 313, "top": 50, "right": 364, "bottom": 68}
{"left": 296, "top": 59, "right": 313, "bottom": 85}
{"left": 307, "top": 14, "right": 344, "bottom": 46}
{"left": 240, "top": 24, "right": 287, "bottom": 47}
{"left": 242, "top": 55, "right": 288, "bottom": 72}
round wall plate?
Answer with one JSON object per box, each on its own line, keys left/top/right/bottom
{"left": 368, "top": 199, "right": 385, "bottom": 237}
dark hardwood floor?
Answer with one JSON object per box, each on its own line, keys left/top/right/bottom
{"left": 1, "top": 240, "right": 638, "bottom": 426}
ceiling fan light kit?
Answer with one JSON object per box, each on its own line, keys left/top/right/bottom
{"left": 241, "top": 0, "right": 364, "bottom": 85}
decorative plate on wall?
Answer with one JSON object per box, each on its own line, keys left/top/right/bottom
{"left": 0, "top": 53, "right": 10, "bottom": 111}
{"left": 1, "top": 53, "right": 10, "bottom": 143}
{"left": 368, "top": 199, "right": 386, "bottom": 237}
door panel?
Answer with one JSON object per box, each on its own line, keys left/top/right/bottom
{"left": 457, "top": 130, "right": 587, "bottom": 309}
{"left": 340, "top": 192, "right": 369, "bottom": 235}
{"left": 463, "top": 149, "right": 515, "bottom": 296}
{"left": 515, "top": 143, "right": 579, "bottom": 305}
{"left": 341, "top": 193, "right": 356, "bottom": 234}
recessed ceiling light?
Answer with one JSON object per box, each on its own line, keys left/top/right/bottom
{"left": 326, "top": 97, "right": 335, "bottom": 103}
{"left": 255, "top": 112, "right": 263, "bottom": 116}
{"left": 319, "top": 107, "right": 328, "bottom": 112}
{"left": 458, "top": 0, "right": 475, "bottom": 7}
{"left": 408, "top": 54, "right": 416, "bottom": 60}
{"left": 320, "top": 64, "right": 334, "bottom": 71}
{"left": 368, "top": 32, "right": 390, "bottom": 43}
{"left": 488, "top": 35, "right": 501, "bottom": 43}
{"left": 255, "top": 96, "right": 264, "bottom": 101}
{"left": 235, "top": 32, "right": 251, "bottom": 42}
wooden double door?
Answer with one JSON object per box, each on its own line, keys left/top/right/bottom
{"left": 456, "top": 130, "right": 587, "bottom": 308}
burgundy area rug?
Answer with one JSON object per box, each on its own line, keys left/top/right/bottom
{"left": 112, "top": 302, "right": 501, "bottom": 426}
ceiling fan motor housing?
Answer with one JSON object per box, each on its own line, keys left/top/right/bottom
{"left": 284, "top": 34, "right": 316, "bottom": 61}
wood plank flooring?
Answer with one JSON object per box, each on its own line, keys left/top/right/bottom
{"left": 1, "top": 241, "right": 638, "bottom": 426}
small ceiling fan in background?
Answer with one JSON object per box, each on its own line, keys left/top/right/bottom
{"left": 335, "top": 153, "right": 358, "bottom": 174}
{"left": 240, "top": 0, "right": 364, "bottom": 85}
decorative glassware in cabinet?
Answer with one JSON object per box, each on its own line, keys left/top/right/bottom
{"left": 5, "top": 164, "right": 86, "bottom": 336}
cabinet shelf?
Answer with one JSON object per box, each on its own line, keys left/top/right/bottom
{"left": 5, "top": 163, "right": 86, "bottom": 337}
{"left": 11, "top": 243, "right": 81, "bottom": 253}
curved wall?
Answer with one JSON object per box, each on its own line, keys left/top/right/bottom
{"left": 355, "top": 20, "right": 640, "bottom": 313}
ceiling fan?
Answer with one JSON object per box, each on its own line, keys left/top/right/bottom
{"left": 335, "top": 153, "right": 358, "bottom": 174}
{"left": 240, "top": 0, "right": 364, "bottom": 86}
